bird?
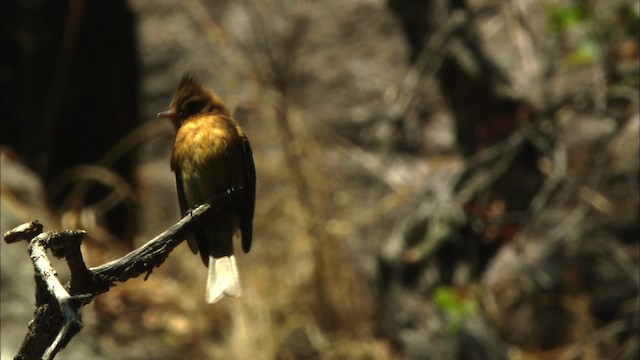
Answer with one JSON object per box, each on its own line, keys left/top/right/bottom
{"left": 158, "top": 73, "right": 255, "bottom": 304}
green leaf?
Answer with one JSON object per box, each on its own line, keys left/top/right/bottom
{"left": 550, "top": 6, "right": 582, "bottom": 32}
{"left": 433, "top": 286, "right": 478, "bottom": 333}
{"left": 567, "top": 38, "right": 600, "bottom": 65}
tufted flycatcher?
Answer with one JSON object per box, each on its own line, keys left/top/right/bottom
{"left": 158, "top": 74, "right": 256, "bottom": 304}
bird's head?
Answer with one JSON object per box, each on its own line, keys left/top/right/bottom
{"left": 158, "top": 73, "right": 230, "bottom": 128}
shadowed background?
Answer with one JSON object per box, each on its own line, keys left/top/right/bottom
{"left": 1, "top": 0, "right": 638, "bottom": 359}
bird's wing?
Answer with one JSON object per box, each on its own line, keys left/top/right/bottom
{"left": 173, "top": 168, "right": 199, "bottom": 255}
{"left": 240, "top": 134, "right": 256, "bottom": 253}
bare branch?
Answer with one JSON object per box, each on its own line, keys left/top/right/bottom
{"left": 29, "top": 231, "right": 84, "bottom": 360}
{"left": 3, "top": 220, "right": 44, "bottom": 243}
{"left": 3, "top": 187, "right": 236, "bottom": 360}
{"left": 91, "top": 187, "right": 233, "bottom": 284}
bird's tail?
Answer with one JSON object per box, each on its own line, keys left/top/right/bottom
{"left": 206, "top": 255, "right": 241, "bottom": 304}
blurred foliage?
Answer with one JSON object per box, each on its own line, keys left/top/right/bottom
{"left": 549, "top": 1, "right": 639, "bottom": 66}
{"left": 433, "top": 286, "right": 477, "bottom": 334}
{"left": 2, "top": 0, "right": 638, "bottom": 359}
{"left": 566, "top": 38, "right": 600, "bottom": 65}
{"left": 550, "top": 5, "right": 584, "bottom": 32}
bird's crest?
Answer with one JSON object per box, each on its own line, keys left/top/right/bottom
{"left": 169, "top": 73, "right": 230, "bottom": 122}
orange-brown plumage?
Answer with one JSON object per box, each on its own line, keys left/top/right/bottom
{"left": 159, "top": 74, "right": 255, "bottom": 303}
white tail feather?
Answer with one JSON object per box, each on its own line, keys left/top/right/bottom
{"left": 206, "top": 255, "right": 241, "bottom": 304}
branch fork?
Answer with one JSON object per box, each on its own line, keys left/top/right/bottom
{"left": 3, "top": 188, "right": 236, "bottom": 360}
